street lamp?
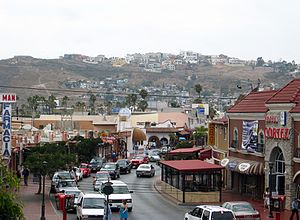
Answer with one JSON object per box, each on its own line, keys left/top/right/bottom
{"left": 269, "top": 161, "right": 274, "bottom": 218}
{"left": 41, "top": 161, "right": 48, "bottom": 220}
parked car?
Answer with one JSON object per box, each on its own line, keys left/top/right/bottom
{"left": 130, "top": 155, "right": 149, "bottom": 168}
{"left": 136, "top": 164, "right": 155, "bottom": 177}
{"left": 76, "top": 193, "right": 106, "bottom": 219}
{"left": 100, "top": 162, "right": 120, "bottom": 179}
{"left": 184, "top": 205, "right": 235, "bottom": 220}
{"left": 79, "top": 163, "right": 91, "bottom": 177}
{"left": 55, "top": 188, "right": 81, "bottom": 212}
{"left": 89, "top": 157, "right": 105, "bottom": 172}
{"left": 222, "top": 201, "right": 260, "bottom": 220}
{"left": 100, "top": 180, "right": 133, "bottom": 211}
{"left": 117, "top": 159, "right": 132, "bottom": 174}
{"left": 51, "top": 171, "right": 74, "bottom": 193}
{"left": 148, "top": 150, "right": 161, "bottom": 162}
{"left": 160, "top": 146, "right": 169, "bottom": 155}
{"left": 93, "top": 171, "right": 111, "bottom": 186}
{"left": 55, "top": 179, "right": 78, "bottom": 193}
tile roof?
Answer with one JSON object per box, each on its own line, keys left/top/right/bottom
{"left": 266, "top": 78, "right": 300, "bottom": 104}
{"left": 159, "top": 159, "right": 224, "bottom": 171}
{"left": 227, "top": 90, "right": 277, "bottom": 113}
{"left": 158, "top": 112, "right": 188, "bottom": 128}
{"left": 169, "top": 147, "right": 202, "bottom": 154}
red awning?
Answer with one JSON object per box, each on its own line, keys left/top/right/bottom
{"left": 169, "top": 147, "right": 202, "bottom": 154}
{"left": 160, "top": 159, "right": 224, "bottom": 172}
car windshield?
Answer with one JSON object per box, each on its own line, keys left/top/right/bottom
{"left": 83, "top": 198, "right": 105, "bottom": 209}
{"left": 232, "top": 204, "right": 254, "bottom": 212}
{"left": 112, "top": 186, "right": 129, "bottom": 194}
{"left": 211, "top": 211, "right": 234, "bottom": 220}
{"left": 59, "top": 181, "right": 77, "bottom": 187}
{"left": 139, "top": 165, "right": 150, "bottom": 169}
{"left": 80, "top": 164, "right": 88, "bottom": 168}
{"left": 117, "top": 160, "right": 127, "bottom": 165}
{"left": 96, "top": 173, "right": 110, "bottom": 179}
{"left": 103, "top": 164, "right": 116, "bottom": 169}
{"left": 65, "top": 191, "right": 81, "bottom": 198}
{"left": 56, "top": 172, "right": 72, "bottom": 180}
{"left": 133, "top": 156, "right": 143, "bottom": 159}
{"left": 149, "top": 152, "right": 159, "bottom": 156}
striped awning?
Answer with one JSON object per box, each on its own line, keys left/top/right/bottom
{"left": 221, "top": 157, "right": 265, "bottom": 175}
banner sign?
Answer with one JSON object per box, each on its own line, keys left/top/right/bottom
{"left": 208, "top": 123, "right": 215, "bottom": 146}
{"left": 241, "top": 120, "right": 258, "bottom": 152}
{"left": 0, "top": 93, "right": 16, "bottom": 103}
{"left": 2, "top": 103, "right": 12, "bottom": 158}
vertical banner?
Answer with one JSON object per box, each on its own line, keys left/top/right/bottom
{"left": 242, "top": 120, "right": 258, "bottom": 152}
{"left": 2, "top": 103, "right": 12, "bottom": 158}
{"left": 208, "top": 123, "right": 215, "bottom": 146}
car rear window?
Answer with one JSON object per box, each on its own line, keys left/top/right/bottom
{"left": 232, "top": 204, "right": 254, "bottom": 212}
{"left": 212, "top": 211, "right": 234, "bottom": 220}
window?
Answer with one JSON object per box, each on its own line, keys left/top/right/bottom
{"left": 202, "top": 210, "right": 210, "bottom": 220}
{"left": 257, "top": 130, "right": 265, "bottom": 153}
{"left": 223, "top": 127, "right": 227, "bottom": 140}
{"left": 231, "top": 128, "right": 238, "bottom": 148}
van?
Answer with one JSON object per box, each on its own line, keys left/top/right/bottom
{"left": 76, "top": 193, "right": 106, "bottom": 219}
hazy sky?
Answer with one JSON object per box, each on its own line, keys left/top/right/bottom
{"left": 1, "top": 0, "right": 299, "bottom": 62}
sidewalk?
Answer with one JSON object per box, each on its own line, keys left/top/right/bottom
{"left": 18, "top": 176, "right": 61, "bottom": 220}
{"left": 154, "top": 178, "right": 292, "bottom": 220}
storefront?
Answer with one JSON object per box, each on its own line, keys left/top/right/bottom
{"left": 160, "top": 160, "right": 224, "bottom": 203}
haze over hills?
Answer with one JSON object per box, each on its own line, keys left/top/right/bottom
{"left": 0, "top": 54, "right": 298, "bottom": 106}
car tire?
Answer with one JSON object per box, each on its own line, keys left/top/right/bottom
{"left": 136, "top": 175, "right": 139, "bottom": 177}
{"left": 128, "top": 169, "right": 131, "bottom": 173}
{"left": 128, "top": 207, "right": 133, "bottom": 212}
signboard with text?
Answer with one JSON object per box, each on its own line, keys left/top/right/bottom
{"left": 2, "top": 103, "right": 12, "bottom": 158}
{"left": 0, "top": 93, "right": 16, "bottom": 103}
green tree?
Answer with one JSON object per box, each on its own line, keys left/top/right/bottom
{"left": 194, "top": 126, "right": 208, "bottom": 146}
{"left": 62, "top": 96, "right": 69, "bottom": 108}
{"left": 126, "top": 94, "right": 137, "bottom": 110}
{"left": 137, "top": 100, "right": 148, "bottom": 112}
{"left": 47, "top": 94, "right": 57, "bottom": 114}
{"left": 0, "top": 159, "right": 25, "bottom": 219}
{"left": 27, "top": 95, "right": 41, "bottom": 116}
{"left": 75, "top": 101, "right": 86, "bottom": 113}
{"left": 89, "top": 93, "right": 97, "bottom": 114}
{"left": 195, "top": 84, "right": 202, "bottom": 98}
{"left": 139, "top": 89, "right": 148, "bottom": 100}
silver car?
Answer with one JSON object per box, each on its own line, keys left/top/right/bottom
{"left": 222, "top": 201, "right": 260, "bottom": 220}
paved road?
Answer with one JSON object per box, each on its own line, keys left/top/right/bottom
{"left": 66, "top": 163, "right": 189, "bottom": 219}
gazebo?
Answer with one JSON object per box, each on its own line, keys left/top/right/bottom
{"left": 159, "top": 160, "right": 224, "bottom": 203}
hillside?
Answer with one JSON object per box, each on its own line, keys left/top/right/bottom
{"left": 0, "top": 56, "right": 296, "bottom": 103}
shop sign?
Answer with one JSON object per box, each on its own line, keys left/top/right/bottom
{"left": 208, "top": 123, "right": 215, "bottom": 146}
{"left": 220, "top": 158, "right": 229, "bottom": 167}
{"left": 2, "top": 103, "right": 12, "bottom": 158}
{"left": 238, "top": 163, "right": 251, "bottom": 172}
{"left": 228, "top": 161, "right": 238, "bottom": 170}
{"left": 0, "top": 93, "right": 16, "bottom": 103}
{"left": 264, "top": 127, "right": 290, "bottom": 139}
{"left": 265, "top": 115, "right": 278, "bottom": 123}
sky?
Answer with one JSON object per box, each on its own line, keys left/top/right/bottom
{"left": 0, "top": 0, "right": 300, "bottom": 62}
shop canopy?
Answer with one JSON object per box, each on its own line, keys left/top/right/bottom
{"left": 160, "top": 159, "right": 224, "bottom": 172}
{"left": 221, "top": 157, "right": 264, "bottom": 175}
{"left": 168, "top": 147, "right": 202, "bottom": 154}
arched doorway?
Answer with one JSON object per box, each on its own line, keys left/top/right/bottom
{"left": 160, "top": 137, "right": 168, "bottom": 146}
{"left": 148, "top": 136, "right": 160, "bottom": 149}
{"left": 270, "top": 147, "right": 285, "bottom": 195}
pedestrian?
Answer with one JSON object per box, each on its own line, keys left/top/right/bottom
{"left": 22, "top": 167, "right": 29, "bottom": 186}
{"left": 290, "top": 198, "right": 299, "bottom": 220}
{"left": 119, "top": 200, "right": 128, "bottom": 220}
{"left": 263, "top": 187, "right": 270, "bottom": 209}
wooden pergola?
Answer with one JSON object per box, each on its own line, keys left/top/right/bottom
{"left": 160, "top": 160, "right": 224, "bottom": 203}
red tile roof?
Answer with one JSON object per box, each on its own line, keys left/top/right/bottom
{"left": 160, "top": 159, "right": 224, "bottom": 171}
{"left": 266, "top": 78, "right": 300, "bottom": 104}
{"left": 227, "top": 90, "right": 277, "bottom": 113}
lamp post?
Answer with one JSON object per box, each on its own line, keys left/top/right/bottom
{"left": 269, "top": 161, "right": 274, "bottom": 218}
{"left": 41, "top": 161, "right": 48, "bottom": 220}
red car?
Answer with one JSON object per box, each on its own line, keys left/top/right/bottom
{"left": 130, "top": 155, "right": 149, "bottom": 168}
{"left": 79, "top": 163, "right": 91, "bottom": 177}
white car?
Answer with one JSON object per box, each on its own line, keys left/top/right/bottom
{"left": 184, "top": 205, "right": 235, "bottom": 220}
{"left": 100, "top": 180, "right": 133, "bottom": 211}
{"left": 76, "top": 193, "right": 106, "bottom": 219}
{"left": 56, "top": 188, "right": 81, "bottom": 212}
{"left": 148, "top": 151, "right": 161, "bottom": 162}
{"left": 136, "top": 164, "right": 155, "bottom": 177}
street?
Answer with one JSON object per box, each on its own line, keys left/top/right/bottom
{"left": 65, "top": 163, "right": 189, "bottom": 219}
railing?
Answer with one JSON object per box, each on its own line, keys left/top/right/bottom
{"left": 256, "top": 143, "right": 265, "bottom": 153}
{"left": 230, "top": 140, "right": 238, "bottom": 149}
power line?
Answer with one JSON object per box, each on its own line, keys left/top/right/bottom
{"left": 0, "top": 85, "right": 194, "bottom": 99}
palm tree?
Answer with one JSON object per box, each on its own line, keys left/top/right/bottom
{"left": 47, "top": 94, "right": 57, "bottom": 114}
{"left": 126, "top": 94, "right": 137, "bottom": 110}
{"left": 194, "top": 126, "right": 208, "bottom": 146}
{"left": 89, "top": 94, "right": 96, "bottom": 114}
{"left": 137, "top": 100, "right": 148, "bottom": 112}
{"left": 139, "top": 89, "right": 148, "bottom": 100}
{"left": 194, "top": 84, "right": 202, "bottom": 98}
{"left": 62, "top": 96, "right": 69, "bottom": 108}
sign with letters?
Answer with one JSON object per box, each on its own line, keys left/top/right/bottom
{"left": 2, "top": 103, "right": 12, "bottom": 158}
{"left": 0, "top": 93, "right": 16, "bottom": 103}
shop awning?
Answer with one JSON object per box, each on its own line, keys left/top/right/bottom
{"left": 221, "top": 157, "right": 264, "bottom": 175}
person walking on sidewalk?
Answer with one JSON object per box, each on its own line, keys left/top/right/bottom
{"left": 119, "top": 200, "right": 128, "bottom": 220}
{"left": 22, "top": 167, "right": 29, "bottom": 186}
{"left": 290, "top": 197, "right": 299, "bottom": 220}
